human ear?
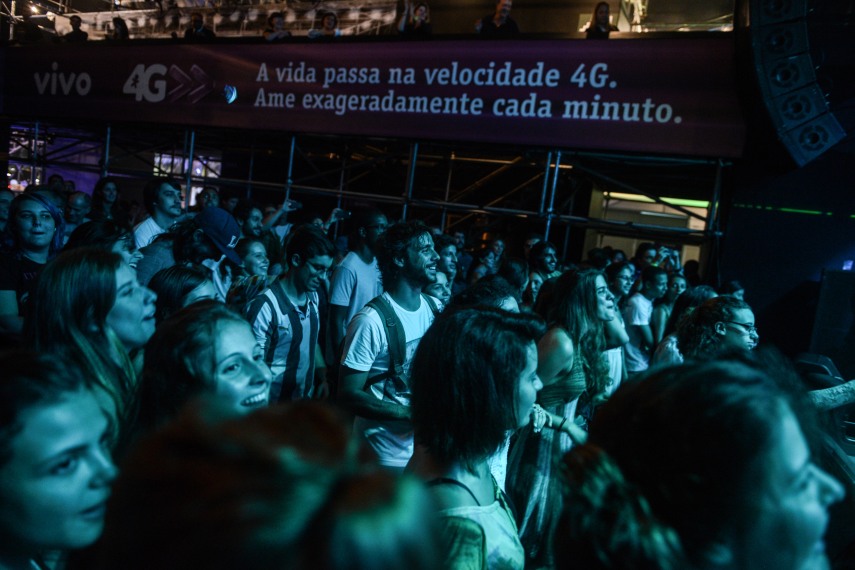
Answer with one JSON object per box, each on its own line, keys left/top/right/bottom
{"left": 290, "top": 253, "right": 302, "bottom": 268}
{"left": 715, "top": 322, "right": 726, "bottom": 335}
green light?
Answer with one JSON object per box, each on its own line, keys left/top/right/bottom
{"left": 779, "top": 208, "right": 824, "bottom": 216}
{"left": 604, "top": 192, "right": 709, "bottom": 208}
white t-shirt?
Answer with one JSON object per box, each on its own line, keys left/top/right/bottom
{"left": 133, "top": 216, "right": 167, "bottom": 249}
{"left": 623, "top": 293, "right": 654, "bottom": 373}
{"left": 329, "top": 251, "right": 383, "bottom": 328}
{"left": 341, "top": 292, "right": 438, "bottom": 467}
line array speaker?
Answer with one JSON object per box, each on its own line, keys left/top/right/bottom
{"left": 750, "top": 0, "right": 845, "bottom": 166}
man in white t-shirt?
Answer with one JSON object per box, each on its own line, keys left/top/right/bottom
{"left": 623, "top": 265, "right": 668, "bottom": 375}
{"left": 338, "top": 221, "right": 440, "bottom": 471}
{"left": 134, "top": 178, "right": 183, "bottom": 249}
{"left": 328, "top": 207, "right": 387, "bottom": 360}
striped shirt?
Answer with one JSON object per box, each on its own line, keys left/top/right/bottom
{"left": 246, "top": 281, "right": 319, "bottom": 402}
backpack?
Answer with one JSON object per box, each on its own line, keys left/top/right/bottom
{"left": 346, "top": 293, "right": 439, "bottom": 399}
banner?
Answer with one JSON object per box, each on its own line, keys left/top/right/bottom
{"left": 2, "top": 37, "right": 745, "bottom": 157}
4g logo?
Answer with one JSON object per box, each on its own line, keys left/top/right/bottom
{"left": 123, "top": 64, "right": 167, "bottom": 102}
{"left": 122, "top": 63, "right": 215, "bottom": 104}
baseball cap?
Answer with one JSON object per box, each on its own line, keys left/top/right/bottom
{"left": 195, "top": 206, "right": 242, "bottom": 266}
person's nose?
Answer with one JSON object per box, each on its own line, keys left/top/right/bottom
{"left": 250, "top": 358, "right": 273, "bottom": 388}
{"left": 90, "top": 447, "right": 118, "bottom": 488}
{"left": 816, "top": 466, "right": 845, "bottom": 506}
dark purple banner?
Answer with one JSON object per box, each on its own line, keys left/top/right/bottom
{"left": 2, "top": 38, "right": 745, "bottom": 157}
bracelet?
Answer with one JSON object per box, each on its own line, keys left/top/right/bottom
{"left": 557, "top": 417, "right": 567, "bottom": 431}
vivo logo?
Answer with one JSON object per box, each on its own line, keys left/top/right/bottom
{"left": 33, "top": 62, "right": 92, "bottom": 96}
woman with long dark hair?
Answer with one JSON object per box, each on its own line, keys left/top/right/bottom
{"left": 507, "top": 269, "right": 616, "bottom": 568}
{"left": 25, "top": 248, "right": 156, "bottom": 448}
{"left": 409, "top": 308, "right": 546, "bottom": 569}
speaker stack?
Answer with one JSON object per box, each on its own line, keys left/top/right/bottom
{"left": 750, "top": 0, "right": 846, "bottom": 166}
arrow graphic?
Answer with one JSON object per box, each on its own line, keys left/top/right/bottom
{"left": 167, "top": 64, "right": 214, "bottom": 103}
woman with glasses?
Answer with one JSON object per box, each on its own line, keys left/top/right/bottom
{"left": 676, "top": 296, "right": 758, "bottom": 360}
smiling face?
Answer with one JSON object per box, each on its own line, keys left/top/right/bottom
{"left": 423, "top": 271, "right": 451, "bottom": 305}
{"left": 540, "top": 247, "right": 558, "bottom": 274}
{"left": 212, "top": 320, "right": 272, "bottom": 412}
{"left": 402, "top": 232, "right": 439, "bottom": 287}
{"left": 242, "top": 241, "right": 269, "bottom": 277}
{"left": 242, "top": 208, "right": 264, "bottom": 238}
{"left": 0, "top": 390, "right": 116, "bottom": 554}
{"left": 515, "top": 343, "right": 542, "bottom": 428}
{"left": 106, "top": 263, "right": 157, "bottom": 351}
{"left": 611, "top": 266, "right": 634, "bottom": 298}
{"left": 737, "top": 405, "right": 843, "bottom": 570}
{"left": 110, "top": 235, "right": 143, "bottom": 270}
{"left": 594, "top": 275, "right": 616, "bottom": 321}
{"left": 14, "top": 198, "right": 57, "bottom": 252}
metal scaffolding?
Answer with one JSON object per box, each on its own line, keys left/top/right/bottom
{"left": 4, "top": 118, "right": 730, "bottom": 259}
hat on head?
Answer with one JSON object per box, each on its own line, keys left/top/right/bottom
{"left": 195, "top": 207, "right": 242, "bottom": 266}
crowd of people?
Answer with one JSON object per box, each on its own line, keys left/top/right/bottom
{"left": 13, "top": 0, "right": 621, "bottom": 43}
{"left": 0, "top": 174, "right": 852, "bottom": 569}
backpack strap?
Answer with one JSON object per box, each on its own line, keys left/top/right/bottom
{"left": 420, "top": 293, "right": 440, "bottom": 317}
{"left": 365, "top": 295, "right": 406, "bottom": 379}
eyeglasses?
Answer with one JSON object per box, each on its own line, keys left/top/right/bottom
{"left": 305, "top": 261, "right": 331, "bottom": 276}
{"left": 722, "top": 321, "right": 758, "bottom": 335}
